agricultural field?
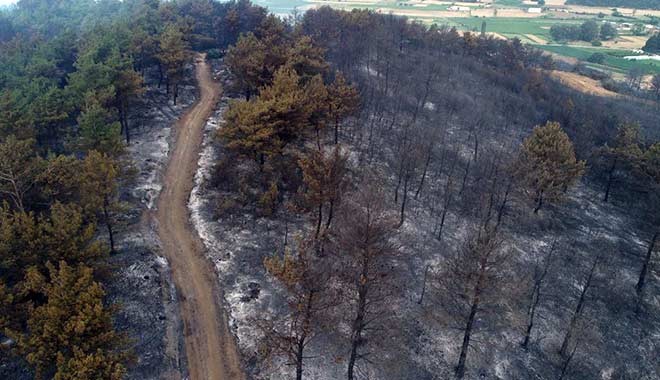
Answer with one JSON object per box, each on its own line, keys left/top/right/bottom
{"left": 262, "top": 0, "right": 660, "bottom": 80}
{"left": 539, "top": 44, "right": 660, "bottom": 74}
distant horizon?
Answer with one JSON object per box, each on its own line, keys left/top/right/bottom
{"left": 0, "top": 0, "right": 16, "bottom": 6}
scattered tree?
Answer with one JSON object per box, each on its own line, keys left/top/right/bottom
{"left": 435, "top": 226, "right": 513, "bottom": 379}
{"left": 157, "top": 23, "right": 191, "bottom": 105}
{"left": 333, "top": 181, "right": 398, "bottom": 380}
{"left": 298, "top": 146, "right": 349, "bottom": 237}
{"left": 598, "top": 123, "right": 642, "bottom": 203}
{"left": 515, "top": 122, "right": 585, "bottom": 213}
{"left": 261, "top": 235, "right": 334, "bottom": 380}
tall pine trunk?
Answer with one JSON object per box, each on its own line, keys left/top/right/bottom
{"left": 347, "top": 258, "right": 369, "bottom": 380}
{"left": 560, "top": 254, "right": 598, "bottom": 357}
{"left": 636, "top": 230, "right": 658, "bottom": 295}
{"left": 456, "top": 258, "right": 486, "bottom": 379}
{"left": 603, "top": 158, "right": 617, "bottom": 202}
{"left": 103, "top": 197, "right": 115, "bottom": 253}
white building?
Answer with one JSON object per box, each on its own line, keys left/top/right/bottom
{"left": 448, "top": 5, "right": 470, "bottom": 11}
{"left": 527, "top": 7, "right": 542, "bottom": 13}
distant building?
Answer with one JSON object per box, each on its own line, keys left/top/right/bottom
{"left": 527, "top": 7, "right": 542, "bottom": 13}
{"left": 448, "top": 5, "right": 470, "bottom": 11}
{"left": 617, "top": 23, "right": 632, "bottom": 31}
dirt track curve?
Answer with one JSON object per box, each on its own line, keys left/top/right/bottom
{"left": 155, "top": 53, "right": 245, "bottom": 380}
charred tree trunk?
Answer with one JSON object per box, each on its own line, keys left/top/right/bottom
{"left": 295, "top": 290, "right": 315, "bottom": 380}
{"left": 560, "top": 254, "right": 599, "bottom": 358}
{"left": 158, "top": 63, "right": 163, "bottom": 88}
{"left": 414, "top": 146, "right": 432, "bottom": 200}
{"left": 455, "top": 257, "right": 487, "bottom": 379}
{"left": 399, "top": 172, "right": 410, "bottom": 226}
{"left": 603, "top": 157, "right": 617, "bottom": 203}
{"left": 295, "top": 338, "right": 305, "bottom": 380}
{"left": 558, "top": 337, "right": 580, "bottom": 380}
{"left": 522, "top": 241, "right": 556, "bottom": 349}
{"left": 347, "top": 257, "right": 369, "bottom": 380}
{"left": 533, "top": 190, "right": 544, "bottom": 214}
{"left": 103, "top": 197, "right": 115, "bottom": 254}
{"left": 495, "top": 179, "right": 512, "bottom": 230}
{"left": 636, "top": 230, "right": 658, "bottom": 296}
{"left": 418, "top": 264, "right": 430, "bottom": 305}
{"left": 316, "top": 202, "right": 323, "bottom": 238}
{"left": 325, "top": 199, "right": 334, "bottom": 230}
{"left": 459, "top": 160, "right": 470, "bottom": 195}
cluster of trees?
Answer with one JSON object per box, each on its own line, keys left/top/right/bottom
{"left": 216, "top": 14, "right": 359, "bottom": 217}
{"left": 0, "top": 0, "right": 199, "bottom": 148}
{"left": 0, "top": 136, "right": 129, "bottom": 379}
{"left": 0, "top": 0, "right": 272, "bottom": 378}
{"left": 0, "top": 0, "right": 275, "bottom": 150}
{"left": 261, "top": 181, "right": 399, "bottom": 380}
{"left": 643, "top": 33, "right": 660, "bottom": 53}
{"left": 550, "top": 20, "right": 617, "bottom": 43}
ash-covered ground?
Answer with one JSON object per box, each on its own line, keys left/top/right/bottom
{"left": 105, "top": 65, "right": 196, "bottom": 380}
{"left": 190, "top": 62, "right": 659, "bottom": 380}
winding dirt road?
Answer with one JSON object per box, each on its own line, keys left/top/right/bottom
{"left": 155, "top": 54, "right": 245, "bottom": 380}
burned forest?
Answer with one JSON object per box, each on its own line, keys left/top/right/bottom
{"left": 0, "top": 1, "right": 659, "bottom": 380}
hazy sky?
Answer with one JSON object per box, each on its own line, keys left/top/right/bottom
{"left": 0, "top": 0, "right": 15, "bottom": 5}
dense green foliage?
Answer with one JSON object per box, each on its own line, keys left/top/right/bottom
{"left": 550, "top": 20, "right": 616, "bottom": 42}
{"left": 0, "top": 0, "right": 270, "bottom": 378}
{"left": 644, "top": 33, "right": 660, "bottom": 53}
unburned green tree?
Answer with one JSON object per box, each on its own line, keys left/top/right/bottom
{"left": 157, "top": 23, "right": 191, "bottom": 105}
{"left": 226, "top": 32, "right": 268, "bottom": 99}
{"left": 77, "top": 90, "right": 123, "bottom": 156}
{"left": 79, "top": 151, "right": 122, "bottom": 253}
{"left": 219, "top": 66, "right": 312, "bottom": 166}
{"left": 19, "top": 261, "right": 129, "bottom": 380}
{"left": 515, "top": 121, "right": 585, "bottom": 213}
{"left": 298, "top": 146, "right": 348, "bottom": 237}
{"left": 327, "top": 71, "right": 359, "bottom": 144}
{"left": 0, "top": 136, "right": 45, "bottom": 212}
{"left": 598, "top": 123, "right": 643, "bottom": 203}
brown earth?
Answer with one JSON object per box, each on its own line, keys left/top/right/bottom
{"left": 155, "top": 54, "right": 245, "bottom": 380}
{"left": 549, "top": 70, "right": 619, "bottom": 97}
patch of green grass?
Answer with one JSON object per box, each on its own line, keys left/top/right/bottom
{"left": 537, "top": 44, "right": 660, "bottom": 74}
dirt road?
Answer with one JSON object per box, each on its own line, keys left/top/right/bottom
{"left": 155, "top": 54, "right": 245, "bottom": 380}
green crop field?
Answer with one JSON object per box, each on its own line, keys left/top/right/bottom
{"left": 538, "top": 44, "right": 660, "bottom": 74}
{"left": 449, "top": 17, "right": 584, "bottom": 40}
{"left": 495, "top": 0, "right": 523, "bottom": 6}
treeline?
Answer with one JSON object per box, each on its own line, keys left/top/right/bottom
{"left": 644, "top": 32, "right": 660, "bottom": 53}
{"left": 550, "top": 20, "right": 617, "bottom": 42}
{"left": 566, "top": 0, "right": 660, "bottom": 10}
{"left": 0, "top": 0, "right": 269, "bottom": 378}
{"left": 215, "top": 6, "right": 660, "bottom": 379}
